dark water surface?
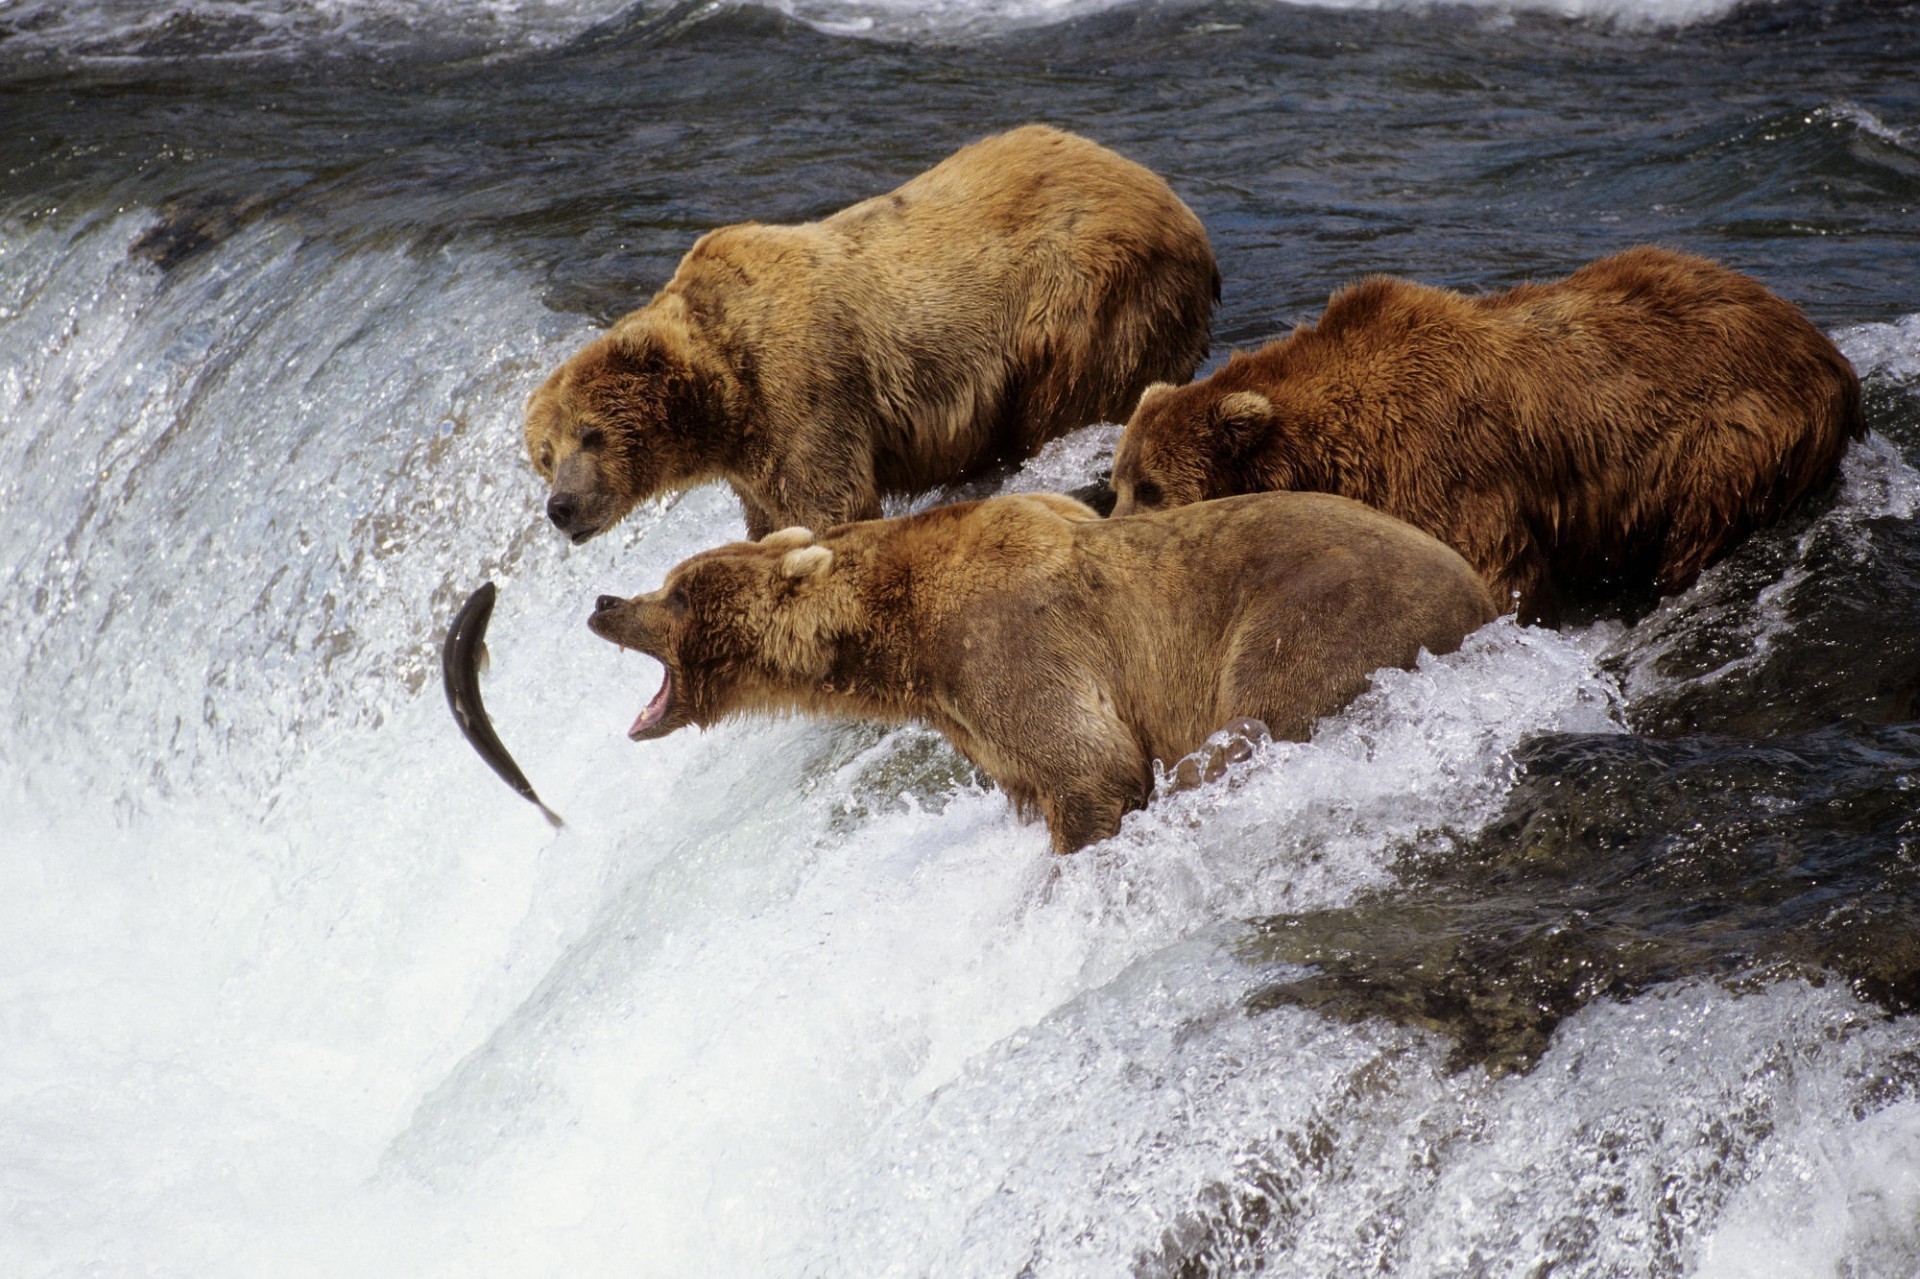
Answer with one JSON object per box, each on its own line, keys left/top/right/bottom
{"left": 6, "top": 0, "right": 1916, "bottom": 328}
{"left": 4, "top": 1, "right": 1920, "bottom": 1274}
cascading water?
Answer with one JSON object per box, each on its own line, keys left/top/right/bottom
{"left": 4, "top": 1, "right": 1919, "bottom": 1275}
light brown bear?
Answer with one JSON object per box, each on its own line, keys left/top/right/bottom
{"left": 527, "top": 125, "right": 1219, "bottom": 543}
{"left": 587, "top": 491, "right": 1496, "bottom": 853}
{"left": 1108, "top": 246, "right": 1864, "bottom": 621}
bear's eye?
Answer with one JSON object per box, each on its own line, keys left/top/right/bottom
{"left": 579, "top": 428, "right": 605, "bottom": 451}
{"left": 537, "top": 448, "right": 554, "bottom": 476}
{"left": 665, "top": 586, "right": 689, "bottom": 617}
{"left": 1133, "top": 480, "right": 1164, "bottom": 509}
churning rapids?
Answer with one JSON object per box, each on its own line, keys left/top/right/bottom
{"left": 3, "top": 0, "right": 1919, "bottom": 1275}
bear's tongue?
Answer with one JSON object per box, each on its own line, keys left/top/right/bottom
{"left": 630, "top": 668, "right": 673, "bottom": 739}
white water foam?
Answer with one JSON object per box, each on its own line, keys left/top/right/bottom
{"left": 1002, "top": 419, "right": 1121, "bottom": 496}
{"left": 1696, "top": 1094, "right": 1920, "bottom": 1278}
{"left": 1839, "top": 310, "right": 1920, "bottom": 386}
{"left": 800, "top": 975, "right": 1920, "bottom": 1276}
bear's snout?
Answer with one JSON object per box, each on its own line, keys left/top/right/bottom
{"left": 589, "top": 591, "right": 657, "bottom": 652}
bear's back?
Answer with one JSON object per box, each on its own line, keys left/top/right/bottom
{"left": 1233, "top": 247, "right": 1857, "bottom": 515}
{"left": 1070, "top": 492, "right": 1495, "bottom": 752}
{"left": 826, "top": 125, "right": 1204, "bottom": 260}
{"left": 1090, "top": 491, "right": 1491, "bottom": 610}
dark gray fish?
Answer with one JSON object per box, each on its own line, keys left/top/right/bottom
{"left": 442, "top": 581, "right": 563, "bottom": 828}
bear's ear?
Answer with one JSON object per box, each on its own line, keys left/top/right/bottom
{"left": 598, "top": 331, "right": 663, "bottom": 382}
{"left": 618, "top": 297, "right": 698, "bottom": 365}
{"left": 603, "top": 322, "right": 695, "bottom": 381}
{"left": 1209, "top": 391, "right": 1273, "bottom": 456}
{"left": 1135, "top": 381, "right": 1177, "bottom": 416}
{"left": 780, "top": 545, "right": 834, "bottom": 579}
{"left": 760, "top": 526, "right": 816, "bottom": 550}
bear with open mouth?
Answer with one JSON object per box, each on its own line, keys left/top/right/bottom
{"left": 588, "top": 491, "right": 1496, "bottom": 853}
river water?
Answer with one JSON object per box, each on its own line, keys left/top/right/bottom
{"left": 2, "top": 0, "right": 1918, "bottom": 1275}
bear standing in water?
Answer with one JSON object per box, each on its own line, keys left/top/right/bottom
{"left": 588, "top": 492, "right": 1495, "bottom": 854}
{"left": 1109, "top": 246, "right": 1863, "bottom": 621}
{"left": 526, "top": 125, "right": 1219, "bottom": 543}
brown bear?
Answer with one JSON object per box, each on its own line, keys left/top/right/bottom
{"left": 1107, "top": 246, "right": 1864, "bottom": 621}
{"left": 587, "top": 491, "right": 1496, "bottom": 853}
{"left": 526, "top": 124, "right": 1219, "bottom": 544}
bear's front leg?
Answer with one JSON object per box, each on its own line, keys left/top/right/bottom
{"left": 794, "top": 471, "right": 882, "bottom": 534}
{"left": 1043, "top": 790, "right": 1138, "bottom": 854}
{"left": 1033, "top": 742, "right": 1153, "bottom": 854}
{"left": 739, "top": 495, "right": 779, "bottom": 543}
{"left": 946, "top": 658, "right": 1150, "bottom": 854}
{"left": 738, "top": 468, "right": 882, "bottom": 540}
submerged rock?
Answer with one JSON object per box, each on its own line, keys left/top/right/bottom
{"left": 131, "top": 189, "right": 277, "bottom": 269}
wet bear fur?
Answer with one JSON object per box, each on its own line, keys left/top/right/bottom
{"left": 527, "top": 124, "right": 1220, "bottom": 543}
{"left": 588, "top": 491, "right": 1497, "bottom": 854}
{"left": 1108, "top": 246, "right": 1864, "bottom": 621}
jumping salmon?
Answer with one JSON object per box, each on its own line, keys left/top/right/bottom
{"left": 442, "top": 581, "right": 563, "bottom": 828}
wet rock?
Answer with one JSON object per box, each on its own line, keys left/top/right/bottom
{"left": 1242, "top": 725, "right": 1920, "bottom": 1075}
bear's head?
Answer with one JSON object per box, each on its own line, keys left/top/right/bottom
{"left": 588, "top": 526, "right": 847, "bottom": 740}
{"left": 525, "top": 311, "right": 722, "bottom": 545}
{"left": 1110, "top": 382, "right": 1274, "bottom": 517}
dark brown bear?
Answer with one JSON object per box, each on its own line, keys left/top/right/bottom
{"left": 588, "top": 492, "right": 1496, "bottom": 853}
{"left": 527, "top": 125, "right": 1219, "bottom": 543}
{"left": 1109, "top": 246, "right": 1863, "bottom": 620}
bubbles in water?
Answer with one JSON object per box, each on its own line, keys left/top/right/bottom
{"left": 1697, "top": 1095, "right": 1920, "bottom": 1278}
{"left": 1839, "top": 312, "right": 1920, "bottom": 386}
{"left": 1002, "top": 420, "right": 1121, "bottom": 497}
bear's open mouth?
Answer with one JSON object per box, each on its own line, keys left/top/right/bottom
{"left": 630, "top": 666, "right": 675, "bottom": 740}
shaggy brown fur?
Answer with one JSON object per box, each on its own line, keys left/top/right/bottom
{"left": 1109, "top": 246, "right": 1864, "bottom": 620}
{"left": 527, "top": 124, "right": 1219, "bottom": 543}
{"left": 588, "top": 491, "right": 1495, "bottom": 853}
